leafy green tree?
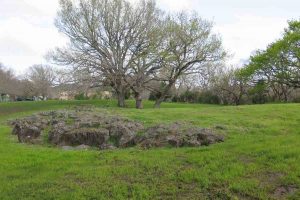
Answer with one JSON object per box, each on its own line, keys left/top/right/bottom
{"left": 241, "top": 20, "right": 300, "bottom": 93}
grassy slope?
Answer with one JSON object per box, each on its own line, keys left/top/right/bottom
{"left": 0, "top": 100, "right": 299, "bottom": 199}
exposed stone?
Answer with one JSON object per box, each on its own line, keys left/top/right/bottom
{"left": 49, "top": 127, "right": 109, "bottom": 146}
{"left": 15, "top": 123, "right": 41, "bottom": 143}
{"left": 99, "top": 143, "right": 117, "bottom": 150}
{"left": 61, "top": 146, "right": 75, "bottom": 151}
{"left": 108, "top": 122, "right": 141, "bottom": 147}
{"left": 11, "top": 121, "right": 21, "bottom": 135}
{"left": 10, "top": 110, "right": 224, "bottom": 150}
{"left": 75, "top": 144, "right": 91, "bottom": 150}
{"left": 138, "top": 122, "right": 224, "bottom": 148}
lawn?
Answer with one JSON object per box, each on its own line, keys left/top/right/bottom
{"left": 0, "top": 100, "right": 299, "bottom": 199}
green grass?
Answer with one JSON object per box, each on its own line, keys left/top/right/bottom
{"left": 0, "top": 100, "right": 299, "bottom": 199}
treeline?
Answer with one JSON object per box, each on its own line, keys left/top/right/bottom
{"left": 168, "top": 20, "right": 300, "bottom": 105}
{"left": 0, "top": 63, "right": 35, "bottom": 101}
{"left": 0, "top": 63, "right": 95, "bottom": 101}
{"left": 239, "top": 20, "right": 300, "bottom": 104}
{"left": 48, "top": 0, "right": 299, "bottom": 108}
{"left": 0, "top": 64, "right": 52, "bottom": 100}
{"left": 1, "top": 0, "right": 299, "bottom": 107}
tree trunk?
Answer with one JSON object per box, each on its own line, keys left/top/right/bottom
{"left": 153, "top": 81, "right": 175, "bottom": 108}
{"left": 135, "top": 94, "right": 143, "bottom": 109}
{"left": 117, "top": 91, "right": 126, "bottom": 107}
{"left": 154, "top": 97, "right": 164, "bottom": 108}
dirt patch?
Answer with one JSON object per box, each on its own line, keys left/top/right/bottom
{"left": 249, "top": 171, "right": 299, "bottom": 199}
{"left": 238, "top": 155, "right": 256, "bottom": 164}
{"left": 257, "top": 171, "right": 285, "bottom": 189}
{"left": 273, "top": 185, "right": 298, "bottom": 199}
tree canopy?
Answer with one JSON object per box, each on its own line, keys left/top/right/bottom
{"left": 240, "top": 20, "right": 300, "bottom": 89}
{"left": 49, "top": 0, "right": 226, "bottom": 108}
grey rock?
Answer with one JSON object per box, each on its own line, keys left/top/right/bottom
{"left": 61, "top": 146, "right": 75, "bottom": 150}
{"left": 14, "top": 123, "right": 41, "bottom": 143}
{"left": 99, "top": 143, "right": 117, "bottom": 150}
{"left": 9, "top": 110, "right": 224, "bottom": 150}
{"left": 138, "top": 123, "right": 224, "bottom": 148}
{"left": 75, "top": 144, "right": 91, "bottom": 150}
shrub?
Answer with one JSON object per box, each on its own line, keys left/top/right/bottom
{"left": 74, "top": 93, "right": 89, "bottom": 100}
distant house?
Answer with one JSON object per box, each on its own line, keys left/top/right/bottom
{"left": 86, "top": 89, "right": 113, "bottom": 99}
{"left": 58, "top": 91, "right": 74, "bottom": 100}
{"left": 51, "top": 84, "right": 113, "bottom": 100}
{"left": 51, "top": 84, "right": 78, "bottom": 100}
{"left": 0, "top": 94, "right": 10, "bottom": 102}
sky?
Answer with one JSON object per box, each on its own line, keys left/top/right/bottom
{"left": 0, "top": 0, "right": 299, "bottom": 74}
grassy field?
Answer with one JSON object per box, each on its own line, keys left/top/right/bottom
{"left": 0, "top": 100, "right": 299, "bottom": 199}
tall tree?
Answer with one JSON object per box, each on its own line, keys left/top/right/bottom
{"left": 124, "top": 23, "right": 165, "bottom": 109}
{"left": 241, "top": 20, "right": 300, "bottom": 96}
{"left": 50, "top": 0, "right": 160, "bottom": 107}
{"left": 150, "top": 12, "right": 226, "bottom": 108}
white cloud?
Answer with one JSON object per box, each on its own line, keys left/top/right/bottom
{"left": 157, "top": 0, "right": 195, "bottom": 11}
{"left": 0, "top": 0, "right": 297, "bottom": 73}
{"left": 128, "top": 0, "right": 195, "bottom": 12}
{"left": 128, "top": 0, "right": 196, "bottom": 12}
{"left": 23, "top": 0, "right": 59, "bottom": 16}
{"left": 215, "top": 14, "right": 287, "bottom": 66}
{"left": 0, "top": 0, "right": 66, "bottom": 74}
{"left": 0, "top": 17, "right": 67, "bottom": 74}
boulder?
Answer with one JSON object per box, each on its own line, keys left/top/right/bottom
{"left": 108, "top": 122, "right": 143, "bottom": 147}
{"left": 138, "top": 123, "right": 224, "bottom": 148}
{"left": 44, "top": 111, "right": 144, "bottom": 149}
{"left": 99, "top": 143, "right": 117, "bottom": 150}
{"left": 75, "top": 144, "right": 91, "bottom": 150}
{"left": 12, "top": 122, "right": 41, "bottom": 143}
{"left": 49, "top": 127, "right": 109, "bottom": 147}
{"left": 61, "top": 146, "right": 75, "bottom": 151}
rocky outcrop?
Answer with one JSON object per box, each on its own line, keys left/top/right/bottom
{"left": 10, "top": 110, "right": 224, "bottom": 150}
{"left": 137, "top": 122, "right": 224, "bottom": 148}
{"left": 49, "top": 126, "right": 110, "bottom": 146}
{"left": 10, "top": 116, "right": 45, "bottom": 143}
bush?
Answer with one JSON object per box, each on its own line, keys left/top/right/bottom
{"left": 197, "top": 91, "right": 220, "bottom": 104}
{"left": 172, "top": 90, "right": 220, "bottom": 104}
{"left": 74, "top": 93, "right": 89, "bottom": 100}
{"left": 248, "top": 80, "right": 268, "bottom": 104}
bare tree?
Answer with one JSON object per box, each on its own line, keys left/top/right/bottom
{"left": 213, "top": 67, "right": 247, "bottom": 105}
{"left": 49, "top": 0, "right": 160, "bottom": 107}
{"left": 150, "top": 12, "right": 226, "bottom": 108}
{"left": 0, "top": 63, "right": 21, "bottom": 99}
{"left": 124, "top": 23, "right": 165, "bottom": 108}
{"left": 19, "top": 79, "right": 35, "bottom": 98}
{"left": 26, "top": 64, "right": 55, "bottom": 100}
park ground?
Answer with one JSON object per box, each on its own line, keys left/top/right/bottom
{"left": 0, "top": 100, "right": 299, "bottom": 199}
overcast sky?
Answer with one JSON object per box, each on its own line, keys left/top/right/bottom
{"left": 0, "top": 0, "right": 299, "bottom": 74}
